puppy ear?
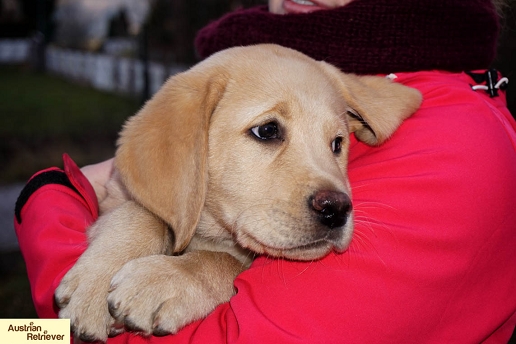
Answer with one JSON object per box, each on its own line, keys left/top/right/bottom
{"left": 323, "top": 66, "right": 422, "bottom": 145}
{"left": 115, "top": 65, "right": 228, "bottom": 252}
{"left": 344, "top": 74, "right": 422, "bottom": 145}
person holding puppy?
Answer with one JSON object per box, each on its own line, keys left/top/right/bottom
{"left": 15, "top": 0, "right": 516, "bottom": 343}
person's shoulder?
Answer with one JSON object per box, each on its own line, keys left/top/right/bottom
{"left": 349, "top": 70, "right": 516, "bottom": 186}
{"left": 393, "top": 70, "right": 514, "bottom": 139}
{"left": 395, "top": 70, "right": 509, "bottom": 111}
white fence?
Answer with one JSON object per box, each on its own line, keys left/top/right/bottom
{"left": 0, "top": 39, "right": 188, "bottom": 96}
{"left": 0, "top": 39, "right": 30, "bottom": 63}
{"left": 46, "top": 47, "right": 188, "bottom": 96}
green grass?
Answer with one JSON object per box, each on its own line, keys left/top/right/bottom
{"left": 0, "top": 65, "right": 140, "bottom": 184}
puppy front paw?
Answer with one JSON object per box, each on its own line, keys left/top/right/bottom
{"left": 107, "top": 252, "right": 241, "bottom": 336}
{"left": 55, "top": 261, "right": 120, "bottom": 342}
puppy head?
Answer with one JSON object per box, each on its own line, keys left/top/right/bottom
{"left": 116, "top": 44, "right": 422, "bottom": 257}
{"left": 201, "top": 45, "right": 421, "bottom": 260}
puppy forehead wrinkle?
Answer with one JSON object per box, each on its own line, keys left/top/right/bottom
{"left": 269, "top": 101, "right": 292, "bottom": 120}
{"left": 240, "top": 101, "right": 292, "bottom": 123}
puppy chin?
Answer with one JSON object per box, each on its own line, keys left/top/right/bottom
{"left": 287, "top": 235, "right": 353, "bottom": 261}
{"left": 238, "top": 235, "right": 352, "bottom": 261}
{"left": 281, "top": 244, "right": 337, "bottom": 261}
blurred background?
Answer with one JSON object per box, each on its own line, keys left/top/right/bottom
{"left": 0, "top": 0, "right": 514, "bottom": 319}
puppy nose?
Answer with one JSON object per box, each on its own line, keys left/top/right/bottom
{"left": 310, "top": 190, "right": 352, "bottom": 229}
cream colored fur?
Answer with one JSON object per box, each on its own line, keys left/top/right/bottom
{"left": 55, "top": 44, "right": 421, "bottom": 342}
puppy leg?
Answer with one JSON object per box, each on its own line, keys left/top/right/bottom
{"left": 55, "top": 201, "right": 172, "bottom": 343}
{"left": 107, "top": 250, "right": 245, "bottom": 336}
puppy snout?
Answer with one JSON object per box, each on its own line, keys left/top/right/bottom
{"left": 310, "top": 190, "right": 352, "bottom": 229}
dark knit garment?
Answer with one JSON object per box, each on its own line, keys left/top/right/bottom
{"left": 194, "top": 0, "right": 499, "bottom": 75}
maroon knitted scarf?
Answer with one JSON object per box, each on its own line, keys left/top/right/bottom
{"left": 195, "top": 0, "right": 499, "bottom": 75}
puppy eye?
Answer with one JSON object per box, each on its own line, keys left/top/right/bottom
{"left": 332, "top": 137, "right": 343, "bottom": 154}
{"left": 250, "top": 122, "right": 280, "bottom": 140}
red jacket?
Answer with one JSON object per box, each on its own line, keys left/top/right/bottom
{"left": 15, "top": 71, "right": 516, "bottom": 343}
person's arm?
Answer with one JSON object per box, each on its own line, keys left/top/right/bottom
{"left": 14, "top": 154, "right": 99, "bottom": 318}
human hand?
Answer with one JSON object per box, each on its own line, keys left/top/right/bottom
{"left": 80, "top": 158, "right": 114, "bottom": 204}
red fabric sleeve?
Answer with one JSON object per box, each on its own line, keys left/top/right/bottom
{"left": 15, "top": 71, "right": 516, "bottom": 343}
{"left": 14, "top": 154, "right": 98, "bottom": 319}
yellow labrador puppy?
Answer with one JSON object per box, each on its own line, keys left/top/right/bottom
{"left": 55, "top": 44, "right": 421, "bottom": 342}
